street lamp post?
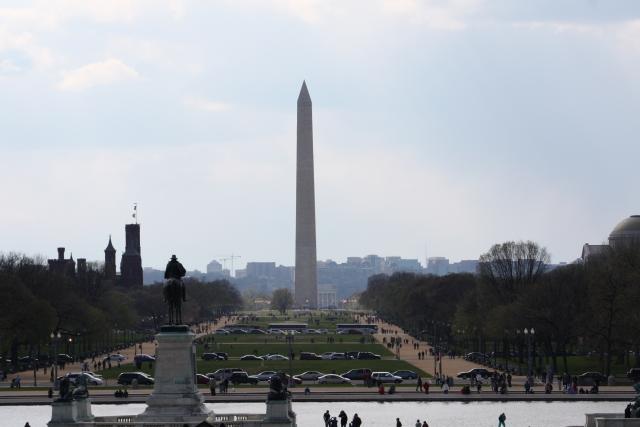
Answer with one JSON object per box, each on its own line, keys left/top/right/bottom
{"left": 50, "top": 331, "right": 61, "bottom": 389}
{"left": 524, "top": 328, "right": 535, "bottom": 383}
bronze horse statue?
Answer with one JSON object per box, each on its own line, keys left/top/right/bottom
{"left": 163, "top": 255, "right": 187, "bottom": 325}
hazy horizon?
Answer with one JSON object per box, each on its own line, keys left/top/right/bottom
{"left": 1, "top": 1, "right": 639, "bottom": 271}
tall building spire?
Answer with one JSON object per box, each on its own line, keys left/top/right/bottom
{"left": 294, "top": 81, "right": 318, "bottom": 308}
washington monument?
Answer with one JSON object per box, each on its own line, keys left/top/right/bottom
{"left": 294, "top": 81, "right": 318, "bottom": 308}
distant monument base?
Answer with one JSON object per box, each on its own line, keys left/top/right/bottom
{"left": 48, "top": 325, "right": 296, "bottom": 427}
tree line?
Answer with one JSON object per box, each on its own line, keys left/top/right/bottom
{"left": 0, "top": 253, "right": 242, "bottom": 371}
{"left": 359, "top": 241, "right": 640, "bottom": 376}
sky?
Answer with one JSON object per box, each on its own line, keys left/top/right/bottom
{"left": 1, "top": 0, "right": 640, "bottom": 272}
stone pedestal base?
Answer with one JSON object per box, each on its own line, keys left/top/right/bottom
{"left": 76, "top": 398, "right": 94, "bottom": 422}
{"left": 136, "top": 326, "right": 211, "bottom": 424}
{"left": 48, "top": 400, "right": 78, "bottom": 427}
{"left": 263, "top": 399, "right": 296, "bottom": 427}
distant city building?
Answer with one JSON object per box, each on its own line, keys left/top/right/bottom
{"left": 426, "top": 257, "right": 450, "bottom": 276}
{"left": 318, "top": 284, "right": 337, "bottom": 309}
{"left": 48, "top": 247, "right": 76, "bottom": 277}
{"left": 206, "top": 259, "right": 223, "bottom": 274}
{"left": 120, "top": 223, "right": 143, "bottom": 288}
{"left": 448, "top": 259, "right": 479, "bottom": 274}
{"left": 246, "top": 262, "right": 277, "bottom": 278}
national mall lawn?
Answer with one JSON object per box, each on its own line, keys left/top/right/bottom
{"left": 98, "top": 311, "right": 428, "bottom": 385}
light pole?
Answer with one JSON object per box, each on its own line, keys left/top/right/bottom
{"left": 524, "top": 328, "right": 535, "bottom": 382}
{"left": 50, "top": 331, "right": 61, "bottom": 389}
{"left": 285, "top": 331, "right": 294, "bottom": 387}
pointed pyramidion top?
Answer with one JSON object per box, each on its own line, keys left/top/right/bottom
{"left": 298, "top": 80, "right": 311, "bottom": 105}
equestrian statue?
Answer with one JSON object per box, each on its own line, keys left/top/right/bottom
{"left": 163, "top": 254, "right": 187, "bottom": 325}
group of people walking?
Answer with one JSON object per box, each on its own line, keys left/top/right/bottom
{"left": 395, "top": 417, "right": 429, "bottom": 427}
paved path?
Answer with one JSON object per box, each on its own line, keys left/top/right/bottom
{"left": 357, "top": 315, "right": 484, "bottom": 379}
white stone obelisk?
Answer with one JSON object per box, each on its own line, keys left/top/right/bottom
{"left": 294, "top": 81, "right": 318, "bottom": 308}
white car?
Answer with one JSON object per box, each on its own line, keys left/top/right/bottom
{"left": 317, "top": 374, "right": 351, "bottom": 384}
{"left": 251, "top": 371, "right": 277, "bottom": 382}
{"left": 320, "top": 352, "right": 335, "bottom": 360}
{"left": 266, "top": 354, "right": 289, "bottom": 361}
{"left": 371, "top": 372, "right": 403, "bottom": 384}
{"left": 105, "top": 354, "right": 126, "bottom": 362}
{"left": 294, "top": 371, "right": 324, "bottom": 381}
{"left": 64, "top": 372, "right": 104, "bottom": 386}
{"left": 269, "top": 329, "right": 284, "bottom": 335}
{"left": 214, "top": 329, "right": 229, "bottom": 335}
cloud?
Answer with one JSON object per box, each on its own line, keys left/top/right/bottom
{"left": 183, "top": 96, "right": 232, "bottom": 113}
{"left": 57, "top": 58, "right": 138, "bottom": 91}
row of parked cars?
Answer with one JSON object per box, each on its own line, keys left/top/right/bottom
{"left": 202, "top": 368, "right": 418, "bottom": 385}
{"left": 201, "top": 351, "right": 382, "bottom": 362}
{"left": 215, "top": 328, "right": 329, "bottom": 335}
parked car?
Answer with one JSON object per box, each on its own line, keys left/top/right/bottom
{"left": 281, "top": 373, "right": 303, "bottom": 385}
{"left": 265, "top": 354, "right": 289, "bottom": 361}
{"left": 228, "top": 371, "right": 259, "bottom": 385}
{"left": 627, "top": 368, "right": 640, "bottom": 382}
{"left": 318, "top": 374, "right": 351, "bottom": 385}
{"left": 294, "top": 371, "right": 325, "bottom": 381}
{"left": 240, "top": 355, "right": 264, "bottom": 361}
{"left": 134, "top": 354, "right": 155, "bottom": 364}
{"left": 207, "top": 368, "right": 243, "bottom": 381}
{"left": 248, "top": 329, "right": 268, "bottom": 334}
{"left": 117, "top": 372, "right": 154, "bottom": 385}
{"left": 329, "top": 353, "right": 347, "bottom": 360}
{"left": 229, "top": 329, "right": 248, "bottom": 334}
{"left": 371, "top": 372, "right": 403, "bottom": 384}
{"left": 357, "top": 352, "right": 381, "bottom": 360}
{"left": 196, "top": 374, "right": 211, "bottom": 384}
{"left": 320, "top": 352, "right": 336, "bottom": 360}
{"left": 104, "top": 354, "right": 127, "bottom": 363}
{"left": 578, "top": 372, "right": 607, "bottom": 386}
{"left": 299, "top": 352, "right": 323, "bottom": 361}
{"left": 392, "top": 370, "right": 418, "bottom": 380}
{"left": 250, "top": 371, "right": 278, "bottom": 382}
{"left": 213, "top": 352, "right": 229, "bottom": 360}
{"left": 457, "top": 368, "right": 491, "bottom": 380}
{"left": 214, "top": 329, "right": 229, "bottom": 335}
{"left": 61, "top": 372, "right": 104, "bottom": 386}
{"left": 341, "top": 369, "right": 372, "bottom": 381}
{"left": 345, "top": 351, "right": 360, "bottom": 360}
{"left": 56, "top": 354, "right": 74, "bottom": 364}
{"left": 202, "top": 353, "right": 222, "bottom": 361}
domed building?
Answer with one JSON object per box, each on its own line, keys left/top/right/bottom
{"left": 608, "top": 215, "right": 640, "bottom": 248}
{"left": 581, "top": 215, "right": 640, "bottom": 260}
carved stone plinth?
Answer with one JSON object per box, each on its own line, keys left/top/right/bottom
{"left": 136, "top": 326, "right": 211, "bottom": 424}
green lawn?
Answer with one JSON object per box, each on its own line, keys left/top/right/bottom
{"left": 232, "top": 311, "right": 356, "bottom": 330}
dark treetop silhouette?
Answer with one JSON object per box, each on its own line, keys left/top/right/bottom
{"left": 163, "top": 255, "right": 187, "bottom": 325}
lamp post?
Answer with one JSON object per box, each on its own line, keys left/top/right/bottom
{"left": 285, "top": 331, "right": 294, "bottom": 387}
{"left": 50, "top": 331, "right": 61, "bottom": 389}
{"left": 524, "top": 328, "right": 535, "bottom": 382}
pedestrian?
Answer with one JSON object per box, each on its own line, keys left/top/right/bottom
{"left": 339, "top": 410, "right": 348, "bottom": 427}
{"left": 210, "top": 378, "right": 216, "bottom": 396}
{"left": 498, "top": 412, "right": 506, "bottom": 427}
{"left": 396, "top": 418, "right": 402, "bottom": 427}
{"left": 422, "top": 421, "right": 429, "bottom": 427}
{"left": 24, "top": 423, "right": 31, "bottom": 427}
{"left": 416, "top": 376, "right": 422, "bottom": 392}
{"left": 423, "top": 381, "right": 429, "bottom": 394}
{"left": 331, "top": 417, "right": 338, "bottom": 427}
{"left": 351, "top": 413, "right": 362, "bottom": 427}
{"left": 324, "top": 410, "right": 331, "bottom": 427}
{"left": 415, "top": 419, "right": 421, "bottom": 427}
{"left": 442, "top": 382, "right": 449, "bottom": 394}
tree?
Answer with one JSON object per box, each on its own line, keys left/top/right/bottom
{"left": 478, "top": 241, "right": 550, "bottom": 306}
{"left": 271, "top": 288, "right": 293, "bottom": 314}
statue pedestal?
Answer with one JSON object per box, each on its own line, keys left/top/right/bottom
{"left": 137, "top": 326, "right": 211, "bottom": 424}
{"left": 48, "top": 400, "right": 78, "bottom": 426}
{"left": 263, "top": 399, "right": 296, "bottom": 427}
{"left": 76, "top": 398, "right": 94, "bottom": 422}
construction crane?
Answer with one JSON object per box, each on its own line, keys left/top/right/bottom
{"left": 217, "top": 254, "right": 241, "bottom": 277}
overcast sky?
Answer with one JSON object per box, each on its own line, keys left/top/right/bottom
{"left": 1, "top": 0, "right": 640, "bottom": 271}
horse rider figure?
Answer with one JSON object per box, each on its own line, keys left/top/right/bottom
{"left": 163, "top": 255, "right": 186, "bottom": 325}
